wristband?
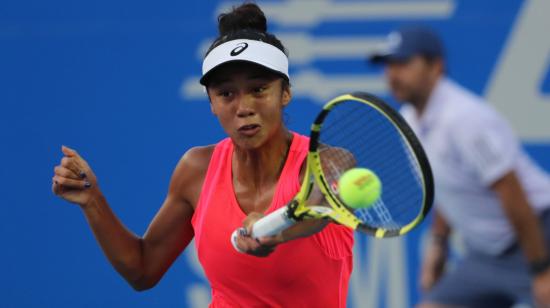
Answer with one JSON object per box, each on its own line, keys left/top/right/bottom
{"left": 529, "top": 256, "right": 550, "bottom": 276}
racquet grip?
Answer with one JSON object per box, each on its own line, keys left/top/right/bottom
{"left": 252, "top": 206, "right": 295, "bottom": 238}
{"left": 230, "top": 206, "right": 296, "bottom": 252}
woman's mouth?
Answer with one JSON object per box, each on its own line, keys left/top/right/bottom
{"left": 238, "top": 124, "right": 261, "bottom": 136}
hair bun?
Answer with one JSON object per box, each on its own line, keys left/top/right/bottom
{"left": 218, "top": 3, "right": 267, "bottom": 35}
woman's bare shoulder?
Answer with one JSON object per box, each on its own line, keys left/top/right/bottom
{"left": 181, "top": 145, "right": 216, "bottom": 169}
{"left": 169, "top": 145, "right": 216, "bottom": 207}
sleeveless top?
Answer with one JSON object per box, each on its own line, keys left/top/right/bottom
{"left": 191, "top": 132, "right": 354, "bottom": 307}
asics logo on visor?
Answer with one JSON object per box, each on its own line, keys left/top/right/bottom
{"left": 230, "top": 42, "right": 248, "bottom": 56}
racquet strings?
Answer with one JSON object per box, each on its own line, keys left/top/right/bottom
{"left": 318, "top": 100, "right": 426, "bottom": 231}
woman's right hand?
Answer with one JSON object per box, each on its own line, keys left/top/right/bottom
{"left": 234, "top": 212, "right": 283, "bottom": 257}
{"left": 52, "top": 146, "right": 101, "bottom": 207}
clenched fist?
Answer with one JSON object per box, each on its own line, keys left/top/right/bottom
{"left": 52, "top": 146, "right": 101, "bottom": 207}
{"left": 234, "top": 212, "right": 283, "bottom": 257}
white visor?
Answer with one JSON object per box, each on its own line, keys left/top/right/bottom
{"left": 200, "top": 39, "right": 289, "bottom": 85}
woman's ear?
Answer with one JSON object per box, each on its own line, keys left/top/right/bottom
{"left": 210, "top": 101, "right": 216, "bottom": 115}
{"left": 281, "top": 85, "right": 292, "bottom": 107}
{"left": 207, "top": 90, "right": 217, "bottom": 115}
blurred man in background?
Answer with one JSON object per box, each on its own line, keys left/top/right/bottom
{"left": 370, "top": 26, "right": 550, "bottom": 307}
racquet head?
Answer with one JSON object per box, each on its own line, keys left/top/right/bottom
{"left": 304, "top": 92, "right": 434, "bottom": 237}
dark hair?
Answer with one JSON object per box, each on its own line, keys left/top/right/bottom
{"left": 205, "top": 3, "right": 290, "bottom": 89}
{"left": 218, "top": 3, "right": 267, "bottom": 36}
{"left": 206, "top": 3, "right": 287, "bottom": 56}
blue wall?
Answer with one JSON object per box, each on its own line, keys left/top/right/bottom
{"left": 1, "top": 0, "right": 548, "bottom": 307}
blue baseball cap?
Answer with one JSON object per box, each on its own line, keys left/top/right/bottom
{"left": 369, "top": 26, "right": 444, "bottom": 64}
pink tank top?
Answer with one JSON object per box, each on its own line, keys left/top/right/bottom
{"left": 191, "top": 132, "right": 354, "bottom": 307}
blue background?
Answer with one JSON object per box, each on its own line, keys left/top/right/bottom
{"left": 1, "top": 0, "right": 548, "bottom": 307}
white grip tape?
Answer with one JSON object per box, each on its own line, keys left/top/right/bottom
{"left": 230, "top": 206, "right": 295, "bottom": 253}
{"left": 252, "top": 206, "right": 294, "bottom": 238}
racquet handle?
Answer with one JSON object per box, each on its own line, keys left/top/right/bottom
{"left": 252, "top": 206, "right": 295, "bottom": 237}
{"left": 230, "top": 206, "right": 296, "bottom": 253}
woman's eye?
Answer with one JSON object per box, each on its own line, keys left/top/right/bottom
{"left": 218, "top": 91, "right": 232, "bottom": 98}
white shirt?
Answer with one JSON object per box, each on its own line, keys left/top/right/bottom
{"left": 401, "top": 78, "right": 550, "bottom": 255}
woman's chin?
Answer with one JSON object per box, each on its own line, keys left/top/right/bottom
{"left": 232, "top": 133, "right": 265, "bottom": 150}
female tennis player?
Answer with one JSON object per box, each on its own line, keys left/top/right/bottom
{"left": 52, "top": 3, "right": 353, "bottom": 307}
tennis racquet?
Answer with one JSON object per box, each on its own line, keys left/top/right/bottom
{"left": 231, "top": 92, "right": 434, "bottom": 250}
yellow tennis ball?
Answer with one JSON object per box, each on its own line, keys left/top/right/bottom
{"left": 338, "top": 168, "right": 382, "bottom": 209}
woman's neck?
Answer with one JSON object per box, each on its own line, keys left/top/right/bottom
{"left": 232, "top": 127, "right": 293, "bottom": 190}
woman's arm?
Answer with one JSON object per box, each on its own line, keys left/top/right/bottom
{"left": 52, "top": 146, "right": 208, "bottom": 290}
